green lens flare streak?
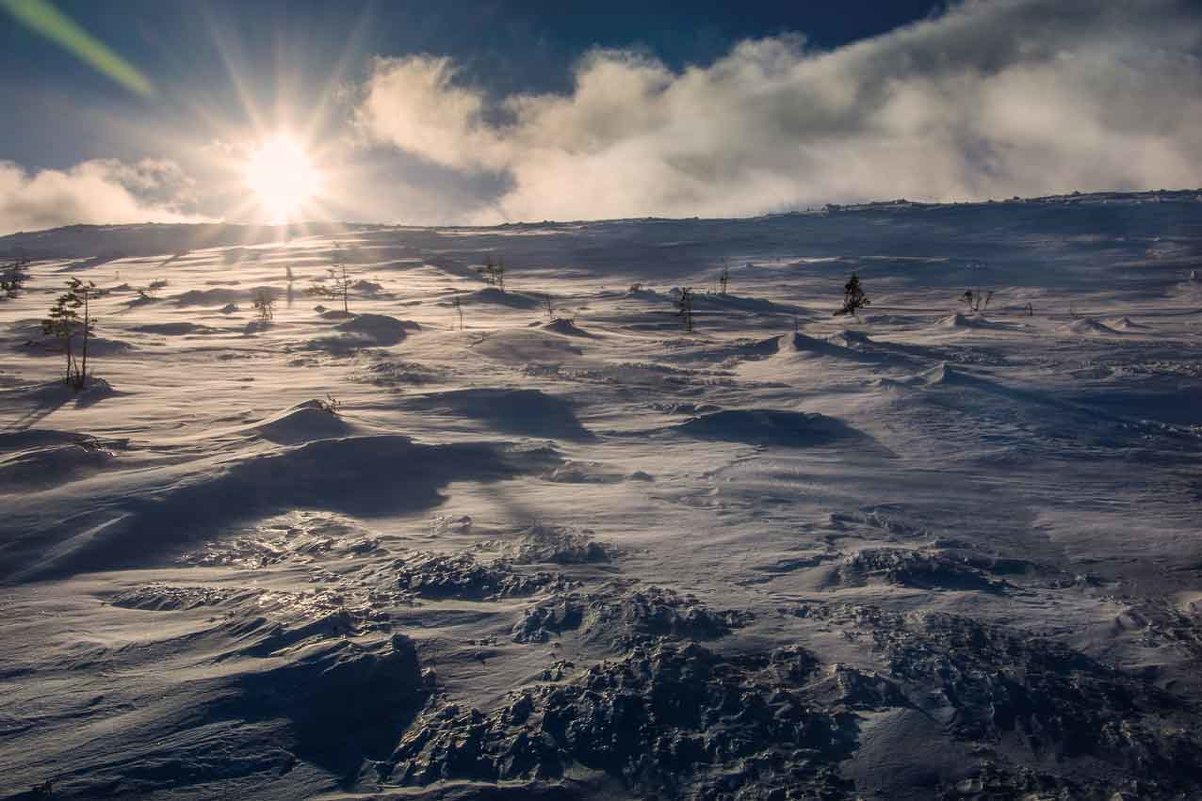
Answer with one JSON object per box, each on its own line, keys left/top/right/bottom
{"left": 1, "top": 0, "right": 153, "bottom": 96}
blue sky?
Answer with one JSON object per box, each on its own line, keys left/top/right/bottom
{"left": 1, "top": 0, "right": 940, "bottom": 168}
{"left": 1, "top": 0, "right": 1200, "bottom": 232}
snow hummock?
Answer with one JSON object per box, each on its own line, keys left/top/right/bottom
{"left": 1062, "top": 316, "right": 1120, "bottom": 335}
{"left": 250, "top": 400, "right": 353, "bottom": 444}
{"left": 674, "top": 408, "right": 864, "bottom": 447}
{"left": 2, "top": 189, "right": 1202, "bottom": 800}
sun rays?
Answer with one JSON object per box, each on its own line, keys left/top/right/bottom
{"left": 243, "top": 134, "right": 324, "bottom": 224}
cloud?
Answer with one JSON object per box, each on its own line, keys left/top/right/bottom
{"left": 357, "top": 0, "right": 1202, "bottom": 222}
{"left": 0, "top": 158, "right": 201, "bottom": 235}
{"left": 358, "top": 55, "right": 506, "bottom": 171}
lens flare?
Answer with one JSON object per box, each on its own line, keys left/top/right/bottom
{"left": 243, "top": 135, "right": 322, "bottom": 223}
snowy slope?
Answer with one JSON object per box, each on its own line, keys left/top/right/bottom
{"left": 0, "top": 190, "right": 1201, "bottom": 800}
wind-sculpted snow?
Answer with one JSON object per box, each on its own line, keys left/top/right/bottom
{"left": 249, "top": 399, "right": 355, "bottom": 444}
{"left": 540, "top": 318, "right": 595, "bottom": 338}
{"left": 392, "top": 552, "right": 566, "bottom": 600}
{"left": 3, "top": 435, "right": 560, "bottom": 581}
{"left": 388, "top": 641, "right": 856, "bottom": 799}
{"left": 406, "top": 388, "right": 593, "bottom": 440}
{"left": 304, "top": 313, "right": 420, "bottom": 353}
{"left": 478, "top": 524, "right": 616, "bottom": 565}
{"left": 673, "top": 409, "right": 867, "bottom": 448}
{"left": 0, "top": 193, "right": 1200, "bottom": 799}
{"left": 794, "top": 604, "right": 1202, "bottom": 797}
{"left": 511, "top": 586, "right": 752, "bottom": 646}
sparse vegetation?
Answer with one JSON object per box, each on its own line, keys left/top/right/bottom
{"left": 136, "top": 278, "right": 168, "bottom": 301}
{"left": 1, "top": 254, "right": 30, "bottom": 298}
{"left": 675, "top": 287, "right": 694, "bottom": 332}
{"left": 543, "top": 293, "right": 555, "bottom": 320}
{"left": 718, "top": 261, "right": 730, "bottom": 296}
{"left": 308, "top": 247, "right": 352, "bottom": 313}
{"left": 960, "top": 288, "right": 993, "bottom": 312}
{"left": 834, "top": 272, "right": 870, "bottom": 316}
{"left": 316, "top": 394, "right": 341, "bottom": 415}
{"left": 451, "top": 295, "right": 464, "bottom": 330}
{"left": 252, "top": 289, "right": 276, "bottom": 322}
{"left": 42, "top": 277, "right": 97, "bottom": 390}
{"left": 479, "top": 254, "right": 505, "bottom": 291}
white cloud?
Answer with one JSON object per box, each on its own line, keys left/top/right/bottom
{"left": 358, "top": 55, "right": 507, "bottom": 170}
{"left": 0, "top": 158, "right": 201, "bottom": 235}
{"left": 357, "top": 0, "right": 1202, "bottom": 222}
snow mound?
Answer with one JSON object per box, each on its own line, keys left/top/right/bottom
{"left": 130, "top": 322, "right": 216, "bottom": 336}
{"left": 392, "top": 552, "right": 562, "bottom": 599}
{"left": 674, "top": 408, "right": 863, "bottom": 447}
{"left": 796, "top": 604, "right": 1192, "bottom": 780}
{"left": 935, "top": 312, "right": 995, "bottom": 329}
{"left": 775, "top": 331, "right": 874, "bottom": 362}
{"left": 832, "top": 547, "right": 1007, "bottom": 592}
{"left": 173, "top": 287, "right": 243, "bottom": 306}
{"left": 15, "top": 436, "right": 560, "bottom": 580}
{"left": 407, "top": 388, "right": 592, "bottom": 440}
{"left": 512, "top": 585, "right": 752, "bottom": 646}
{"left": 389, "top": 640, "right": 849, "bottom": 799}
{"left": 483, "top": 524, "right": 615, "bottom": 565}
{"left": 542, "top": 459, "right": 627, "bottom": 483}
{"left": 915, "top": 362, "right": 968, "bottom": 386}
{"left": 458, "top": 287, "right": 543, "bottom": 309}
{"left": 1063, "top": 317, "right": 1119, "bottom": 335}
{"left": 236, "top": 634, "right": 428, "bottom": 774}
{"left": 731, "top": 335, "right": 784, "bottom": 357}
{"left": 1109, "top": 316, "right": 1149, "bottom": 331}
{"left": 540, "top": 317, "right": 594, "bottom": 337}
{"left": 306, "top": 313, "right": 419, "bottom": 352}
{"left": 695, "top": 292, "right": 799, "bottom": 314}
{"left": 336, "top": 313, "right": 418, "bottom": 342}
{"left": 0, "top": 429, "right": 115, "bottom": 491}
{"left": 826, "top": 328, "right": 874, "bottom": 348}
{"left": 250, "top": 400, "right": 353, "bottom": 444}
{"left": 18, "top": 375, "right": 119, "bottom": 408}
{"left": 16, "top": 330, "right": 133, "bottom": 357}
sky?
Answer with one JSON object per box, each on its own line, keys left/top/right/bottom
{"left": 1, "top": 0, "right": 1200, "bottom": 233}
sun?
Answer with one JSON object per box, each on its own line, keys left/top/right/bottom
{"left": 244, "top": 135, "right": 323, "bottom": 223}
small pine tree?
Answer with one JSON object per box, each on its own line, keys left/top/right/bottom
{"left": 0, "top": 254, "right": 30, "bottom": 299}
{"left": 544, "top": 293, "right": 555, "bottom": 320}
{"left": 675, "top": 287, "right": 694, "bottom": 332}
{"left": 718, "top": 262, "right": 730, "bottom": 296}
{"left": 309, "top": 248, "right": 352, "bottom": 313}
{"left": 834, "top": 273, "right": 870, "bottom": 316}
{"left": 252, "top": 288, "right": 275, "bottom": 322}
{"left": 42, "top": 277, "right": 96, "bottom": 390}
{"left": 451, "top": 295, "right": 464, "bottom": 330}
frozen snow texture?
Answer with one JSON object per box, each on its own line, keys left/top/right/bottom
{"left": 0, "top": 189, "right": 1201, "bottom": 800}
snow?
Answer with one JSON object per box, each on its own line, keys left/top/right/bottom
{"left": 0, "top": 189, "right": 1201, "bottom": 800}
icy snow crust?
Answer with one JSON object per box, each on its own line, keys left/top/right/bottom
{"left": 1, "top": 190, "right": 1201, "bottom": 799}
